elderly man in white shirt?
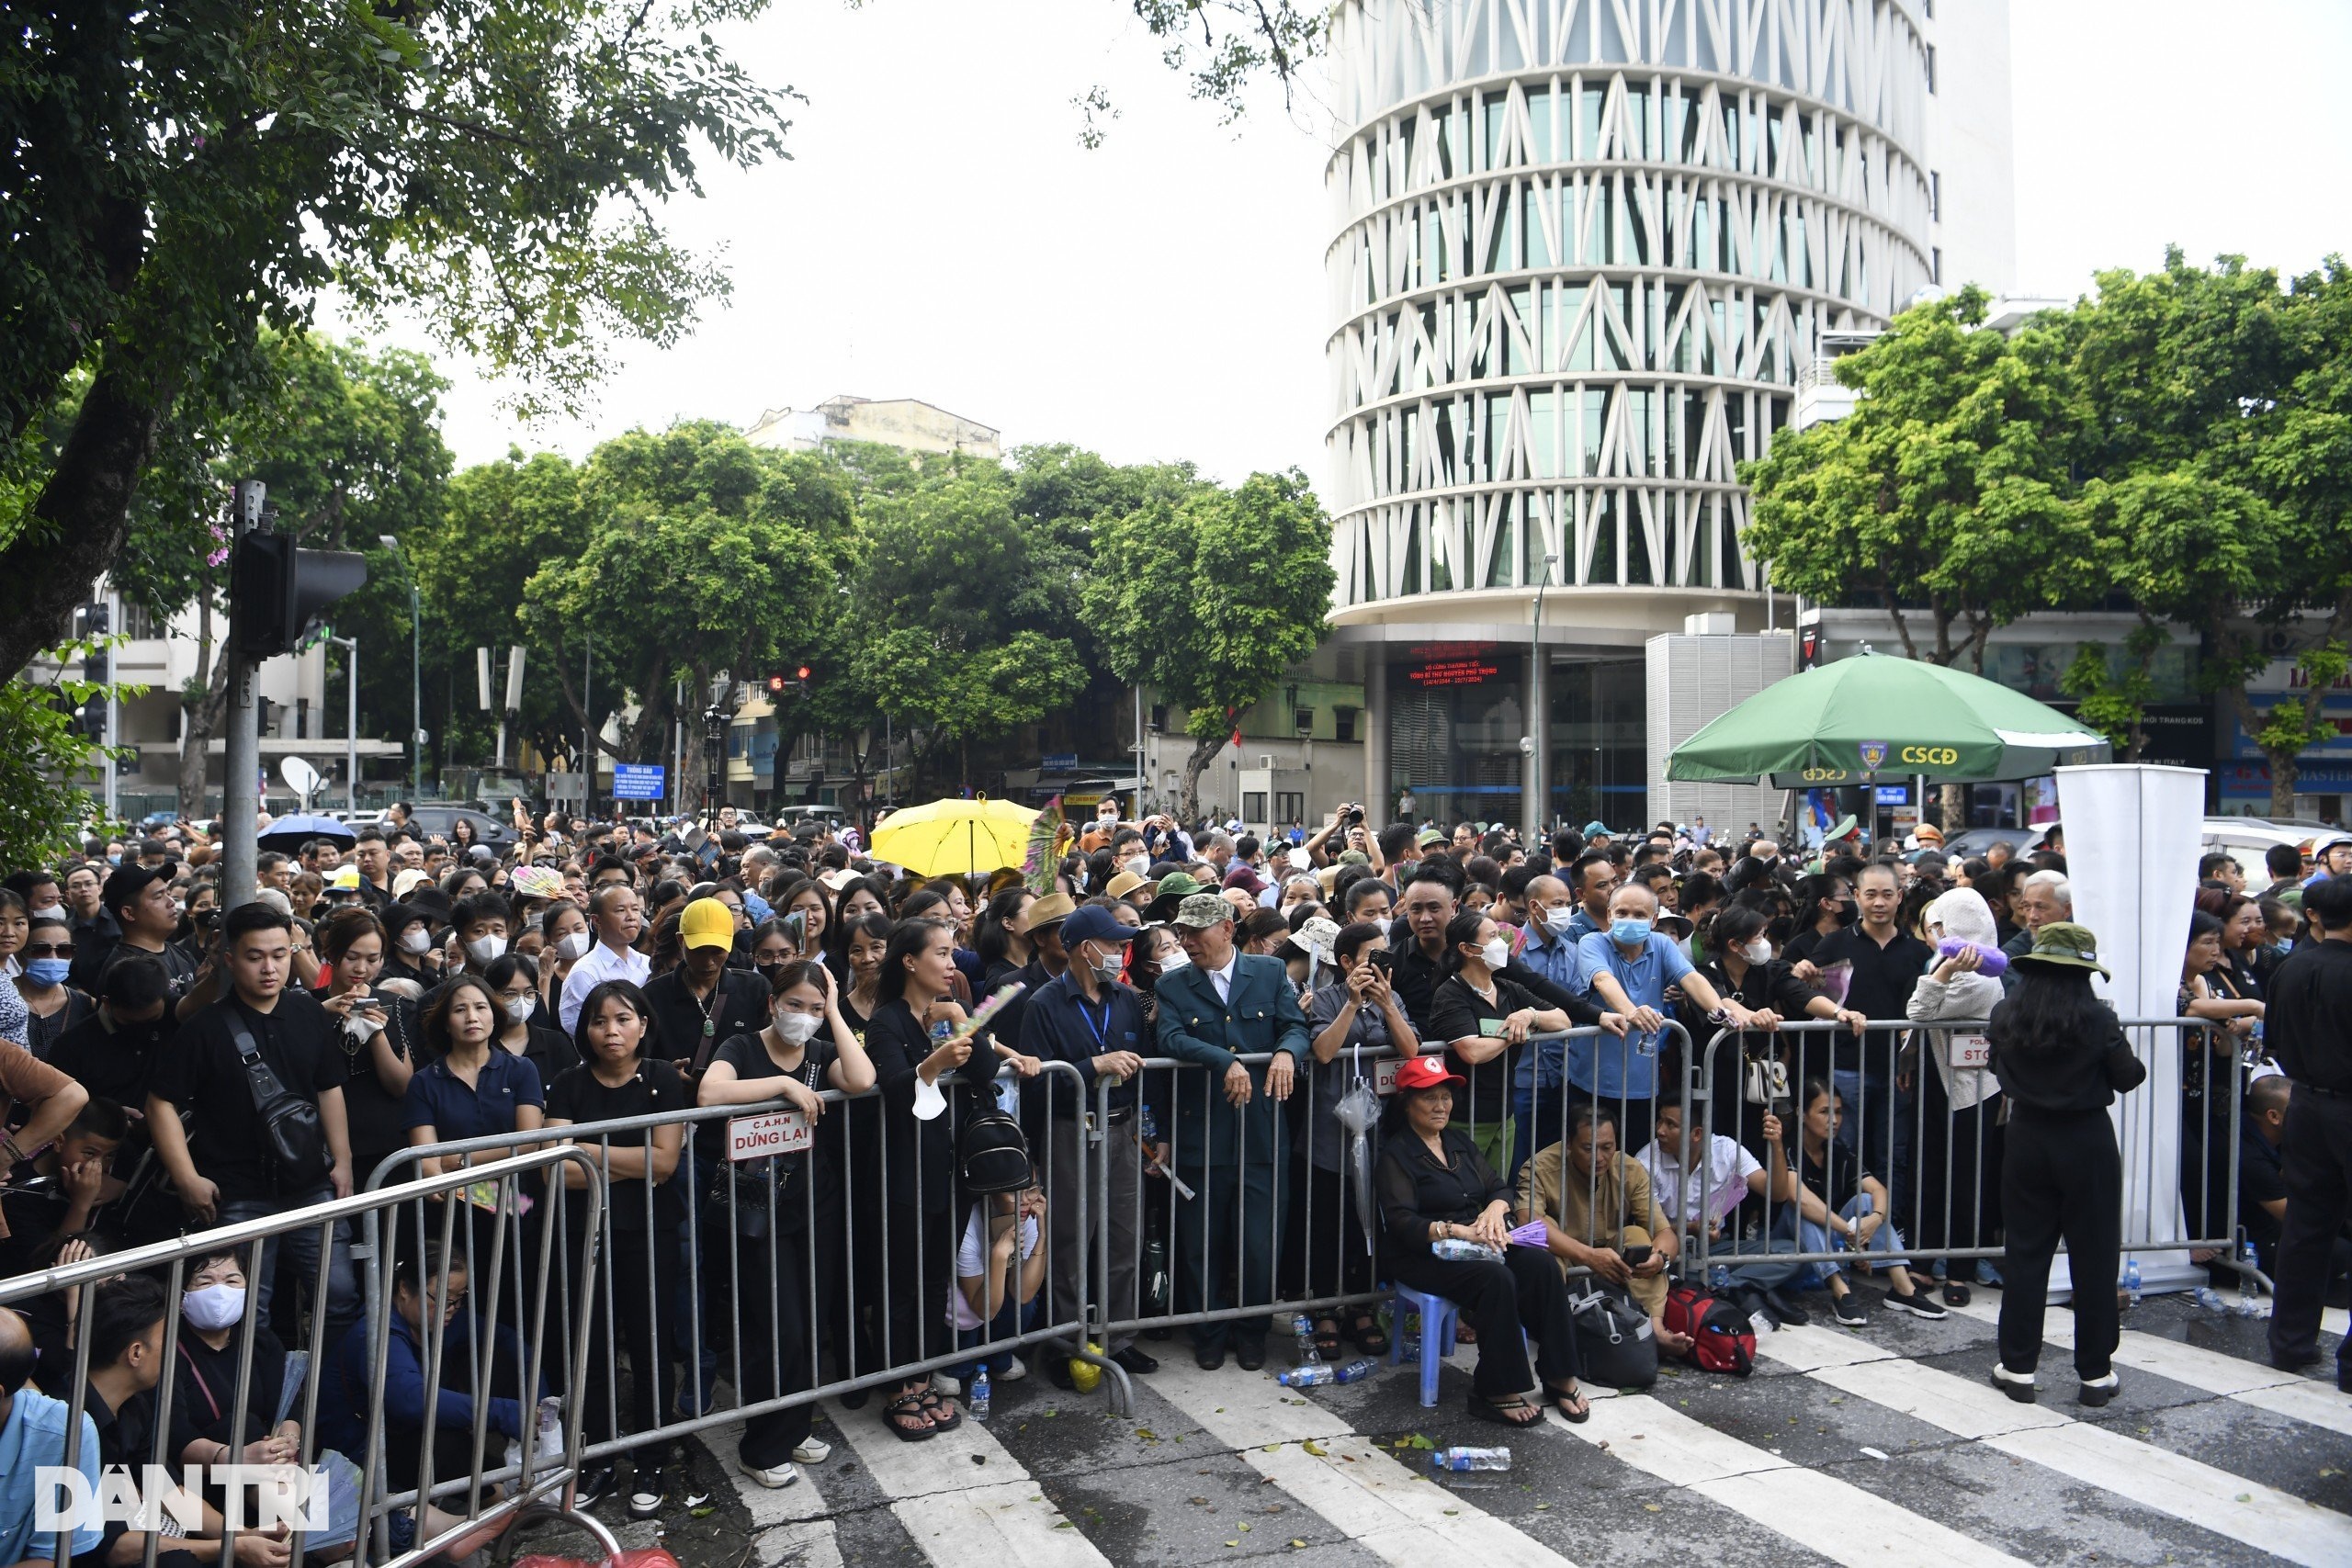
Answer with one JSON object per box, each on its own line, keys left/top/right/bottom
{"left": 1636, "top": 1097, "right": 1811, "bottom": 1328}
{"left": 560, "top": 882, "right": 652, "bottom": 1033}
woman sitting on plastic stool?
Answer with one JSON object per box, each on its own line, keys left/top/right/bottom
{"left": 1376, "top": 1055, "right": 1589, "bottom": 1426}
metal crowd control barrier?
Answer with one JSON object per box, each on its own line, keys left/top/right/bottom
{"left": 368, "top": 1061, "right": 1094, "bottom": 1467}
{"left": 1085, "top": 1022, "right": 1691, "bottom": 1413}
{"left": 0, "top": 1145, "right": 606, "bottom": 1568}
{"left": 1679, "top": 1015, "right": 2256, "bottom": 1292}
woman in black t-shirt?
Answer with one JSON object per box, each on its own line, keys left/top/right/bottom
{"left": 1427, "top": 911, "right": 1570, "bottom": 1173}
{"left": 545, "top": 978, "right": 688, "bottom": 1517}
{"left": 314, "top": 909, "right": 418, "bottom": 1190}
{"left": 696, "top": 959, "right": 874, "bottom": 1483}
{"left": 863, "top": 919, "right": 1001, "bottom": 1441}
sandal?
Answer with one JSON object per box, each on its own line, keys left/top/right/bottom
{"left": 1312, "top": 1317, "right": 1344, "bottom": 1359}
{"left": 1453, "top": 1324, "right": 1478, "bottom": 1345}
{"left": 1943, "top": 1281, "right": 1972, "bottom": 1307}
{"left": 883, "top": 1391, "right": 934, "bottom": 1442}
{"left": 1468, "top": 1394, "right": 1542, "bottom": 1428}
{"left": 1548, "top": 1382, "right": 1590, "bottom": 1424}
{"left": 1348, "top": 1311, "right": 1390, "bottom": 1357}
{"left": 918, "top": 1387, "right": 962, "bottom": 1431}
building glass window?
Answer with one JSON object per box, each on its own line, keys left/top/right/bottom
{"left": 1275, "top": 791, "right": 1305, "bottom": 825}
{"left": 1243, "top": 792, "right": 1268, "bottom": 822}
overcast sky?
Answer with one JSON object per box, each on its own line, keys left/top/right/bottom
{"left": 356, "top": 0, "right": 2352, "bottom": 490}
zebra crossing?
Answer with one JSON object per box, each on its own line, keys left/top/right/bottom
{"left": 628, "top": 1287, "right": 2351, "bottom": 1568}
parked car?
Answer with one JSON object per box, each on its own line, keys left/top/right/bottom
{"left": 2199, "top": 818, "right": 2324, "bottom": 895}
{"left": 1939, "top": 824, "right": 2058, "bottom": 863}
{"left": 406, "top": 803, "right": 513, "bottom": 848}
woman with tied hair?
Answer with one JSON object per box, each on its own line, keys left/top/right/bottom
{"left": 1986, "top": 921, "right": 2146, "bottom": 1406}
{"left": 1903, "top": 886, "right": 2007, "bottom": 1303}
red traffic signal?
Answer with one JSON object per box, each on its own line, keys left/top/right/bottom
{"left": 796, "top": 665, "right": 812, "bottom": 682}
{"left": 767, "top": 673, "right": 786, "bottom": 694}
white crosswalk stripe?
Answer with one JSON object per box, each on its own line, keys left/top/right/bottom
{"left": 1549, "top": 1393, "right": 2034, "bottom": 1567}
{"left": 1148, "top": 1359, "right": 1580, "bottom": 1567}
{"left": 826, "top": 1394, "right": 1113, "bottom": 1567}
{"left": 1757, "top": 1321, "right": 2352, "bottom": 1567}
{"left": 1947, "top": 1294, "right": 2352, "bottom": 1437}
{"left": 693, "top": 1416, "right": 843, "bottom": 1568}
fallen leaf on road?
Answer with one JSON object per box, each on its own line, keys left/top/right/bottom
{"left": 1302, "top": 1439, "right": 1328, "bottom": 1456}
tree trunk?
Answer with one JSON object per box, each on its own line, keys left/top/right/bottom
{"left": 1178, "top": 732, "right": 1223, "bottom": 825}
{"left": 0, "top": 368, "right": 170, "bottom": 678}
{"left": 175, "top": 596, "right": 231, "bottom": 815}
{"left": 1938, "top": 782, "right": 1967, "bottom": 837}
{"left": 2268, "top": 745, "right": 2301, "bottom": 818}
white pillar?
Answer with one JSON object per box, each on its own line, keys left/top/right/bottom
{"left": 2050, "top": 763, "right": 2208, "bottom": 1296}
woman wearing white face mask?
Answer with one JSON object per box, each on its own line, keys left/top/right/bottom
{"left": 172, "top": 1248, "right": 369, "bottom": 1558}
{"left": 486, "top": 951, "right": 581, "bottom": 1083}
{"left": 1429, "top": 910, "right": 1577, "bottom": 1175}
{"left": 538, "top": 898, "right": 594, "bottom": 1016}
{"left": 1679, "top": 904, "right": 1861, "bottom": 1168}
{"left": 317, "top": 908, "right": 419, "bottom": 1190}
{"left": 380, "top": 903, "right": 442, "bottom": 988}
{"left": 696, "top": 958, "right": 875, "bottom": 1487}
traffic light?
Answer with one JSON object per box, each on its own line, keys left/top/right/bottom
{"left": 74, "top": 697, "right": 106, "bottom": 740}
{"left": 766, "top": 673, "right": 787, "bottom": 695}
{"left": 78, "top": 603, "right": 109, "bottom": 683}
{"left": 796, "top": 664, "right": 812, "bottom": 682}
{"left": 232, "top": 532, "right": 368, "bottom": 659}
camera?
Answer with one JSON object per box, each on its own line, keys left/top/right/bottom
{"left": 1341, "top": 805, "right": 1364, "bottom": 829}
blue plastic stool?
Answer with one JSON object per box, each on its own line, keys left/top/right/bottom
{"left": 1386, "top": 1284, "right": 1460, "bottom": 1409}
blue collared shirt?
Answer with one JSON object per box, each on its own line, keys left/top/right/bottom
{"left": 1512, "top": 923, "right": 1586, "bottom": 1091}
{"left": 402, "top": 1048, "right": 545, "bottom": 1141}
{"left": 1568, "top": 931, "right": 1695, "bottom": 1099}
{"left": 0, "top": 1386, "right": 104, "bottom": 1566}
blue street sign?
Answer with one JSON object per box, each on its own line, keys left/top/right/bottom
{"left": 613, "top": 763, "right": 666, "bottom": 801}
{"left": 1042, "top": 752, "right": 1079, "bottom": 773}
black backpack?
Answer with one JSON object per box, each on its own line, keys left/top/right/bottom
{"left": 957, "top": 1106, "right": 1034, "bottom": 1195}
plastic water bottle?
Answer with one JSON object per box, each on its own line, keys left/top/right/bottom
{"left": 1332, "top": 1358, "right": 1378, "bottom": 1384}
{"left": 968, "top": 1366, "right": 991, "bottom": 1422}
{"left": 1397, "top": 1311, "right": 1420, "bottom": 1359}
{"left": 1430, "top": 1447, "right": 1512, "bottom": 1472}
{"left": 1141, "top": 1104, "right": 1158, "bottom": 1144}
{"left": 2123, "top": 1258, "right": 2142, "bottom": 1307}
{"left": 2190, "top": 1286, "right": 2228, "bottom": 1313}
{"left": 1291, "top": 1313, "right": 1323, "bottom": 1365}
{"left": 1431, "top": 1237, "right": 1504, "bottom": 1262}
{"left": 1276, "top": 1363, "right": 1335, "bottom": 1388}
{"left": 2235, "top": 1245, "right": 2267, "bottom": 1318}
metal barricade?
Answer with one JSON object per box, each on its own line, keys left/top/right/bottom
{"left": 0, "top": 1146, "right": 606, "bottom": 1568}
{"left": 1084, "top": 1021, "right": 1692, "bottom": 1409}
{"left": 368, "top": 1061, "right": 1091, "bottom": 1466}
{"left": 1678, "top": 1014, "right": 2257, "bottom": 1293}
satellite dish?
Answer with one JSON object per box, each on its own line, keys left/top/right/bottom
{"left": 280, "top": 756, "right": 322, "bottom": 807}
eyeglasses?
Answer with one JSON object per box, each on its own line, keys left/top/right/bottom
{"left": 22, "top": 943, "right": 73, "bottom": 958}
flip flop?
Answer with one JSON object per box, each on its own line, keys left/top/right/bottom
{"left": 1467, "top": 1395, "right": 1543, "bottom": 1428}
{"left": 1549, "top": 1383, "right": 1590, "bottom": 1424}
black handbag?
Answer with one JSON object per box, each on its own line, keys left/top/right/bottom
{"left": 223, "top": 1013, "right": 328, "bottom": 1183}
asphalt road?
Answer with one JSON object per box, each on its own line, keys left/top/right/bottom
{"left": 509, "top": 1283, "right": 2351, "bottom": 1568}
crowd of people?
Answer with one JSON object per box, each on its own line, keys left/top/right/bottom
{"left": 0, "top": 794, "right": 2346, "bottom": 1559}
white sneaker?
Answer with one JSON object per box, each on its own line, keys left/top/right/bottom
{"left": 790, "top": 1438, "right": 831, "bottom": 1465}
{"left": 998, "top": 1356, "right": 1027, "bottom": 1383}
{"left": 739, "top": 1460, "right": 802, "bottom": 1489}
{"left": 931, "top": 1372, "right": 963, "bottom": 1398}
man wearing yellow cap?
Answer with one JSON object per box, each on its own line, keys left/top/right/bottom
{"left": 643, "top": 898, "right": 772, "bottom": 1084}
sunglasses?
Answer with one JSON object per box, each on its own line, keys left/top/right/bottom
{"left": 22, "top": 942, "right": 74, "bottom": 959}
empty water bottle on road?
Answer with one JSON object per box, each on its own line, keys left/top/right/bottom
{"left": 1291, "top": 1313, "right": 1323, "bottom": 1364}
{"left": 2190, "top": 1285, "right": 2227, "bottom": 1313}
{"left": 1430, "top": 1447, "right": 1512, "bottom": 1472}
{"left": 1276, "top": 1362, "right": 1335, "bottom": 1388}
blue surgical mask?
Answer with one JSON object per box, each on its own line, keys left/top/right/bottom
{"left": 23, "top": 958, "right": 70, "bottom": 988}
{"left": 1610, "top": 917, "right": 1653, "bottom": 945}
{"left": 2272, "top": 939, "right": 2293, "bottom": 956}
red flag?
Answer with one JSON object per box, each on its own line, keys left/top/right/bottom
{"left": 1229, "top": 728, "right": 1243, "bottom": 750}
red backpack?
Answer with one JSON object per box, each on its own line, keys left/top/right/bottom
{"left": 1664, "top": 1284, "right": 1756, "bottom": 1377}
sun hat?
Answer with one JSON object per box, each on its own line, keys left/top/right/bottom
{"left": 1105, "top": 870, "right": 1156, "bottom": 900}
{"left": 1026, "top": 892, "right": 1077, "bottom": 930}
{"left": 2012, "top": 920, "right": 2109, "bottom": 978}
{"left": 391, "top": 868, "right": 434, "bottom": 899}
{"left": 1289, "top": 915, "right": 1342, "bottom": 967}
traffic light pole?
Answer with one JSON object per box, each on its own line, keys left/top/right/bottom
{"left": 220, "top": 481, "right": 266, "bottom": 908}
{"left": 103, "top": 586, "right": 119, "bottom": 820}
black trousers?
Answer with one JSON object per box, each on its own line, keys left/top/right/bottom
{"left": 711, "top": 1219, "right": 817, "bottom": 1468}
{"left": 1912, "top": 1075, "right": 2003, "bottom": 1253}
{"left": 2268, "top": 1090, "right": 2352, "bottom": 1382}
{"left": 575, "top": 1223, "right": 675, "bottom": 1460}
{"left": 881, "top": 1201, "right": 955, "bottom": 1373}
{"left": 1391, "top": 1246, "right": 1582, "bottom": 1400}
{"left": 1298, "top": 1162, "right": 1378, "bottom": 1304}
{"left": 1997, "top": 1108, "right": 2121, "bottom": 1382}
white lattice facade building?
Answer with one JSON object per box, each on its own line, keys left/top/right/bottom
{"left": 1314, "top": 0, "right": 2015, "bottom": 832}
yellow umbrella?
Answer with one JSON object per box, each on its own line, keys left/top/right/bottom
{"left": 869, "top": 795, "right": 1040, "bottom": 877}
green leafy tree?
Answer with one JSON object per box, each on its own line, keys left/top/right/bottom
{"left": 842, "top": 472, "right": 1089, "bottom": 786}
{"left": 522, "top": 424, "right": 848, "bottom": 799}
{"left": 1741, "top": 287, "right": 2084, "bottom": 671}
{"left": 1084, "top": 469, "right": 1334, "bottom": 818}
{"left": 0, "top": 641, "right": 141, "bottom": 863}
{"left": 0, "top": 0, "right": 796, "bottom": 680}
{"left": 2062, "top": 253, "right": 2352, "bottom": 811}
